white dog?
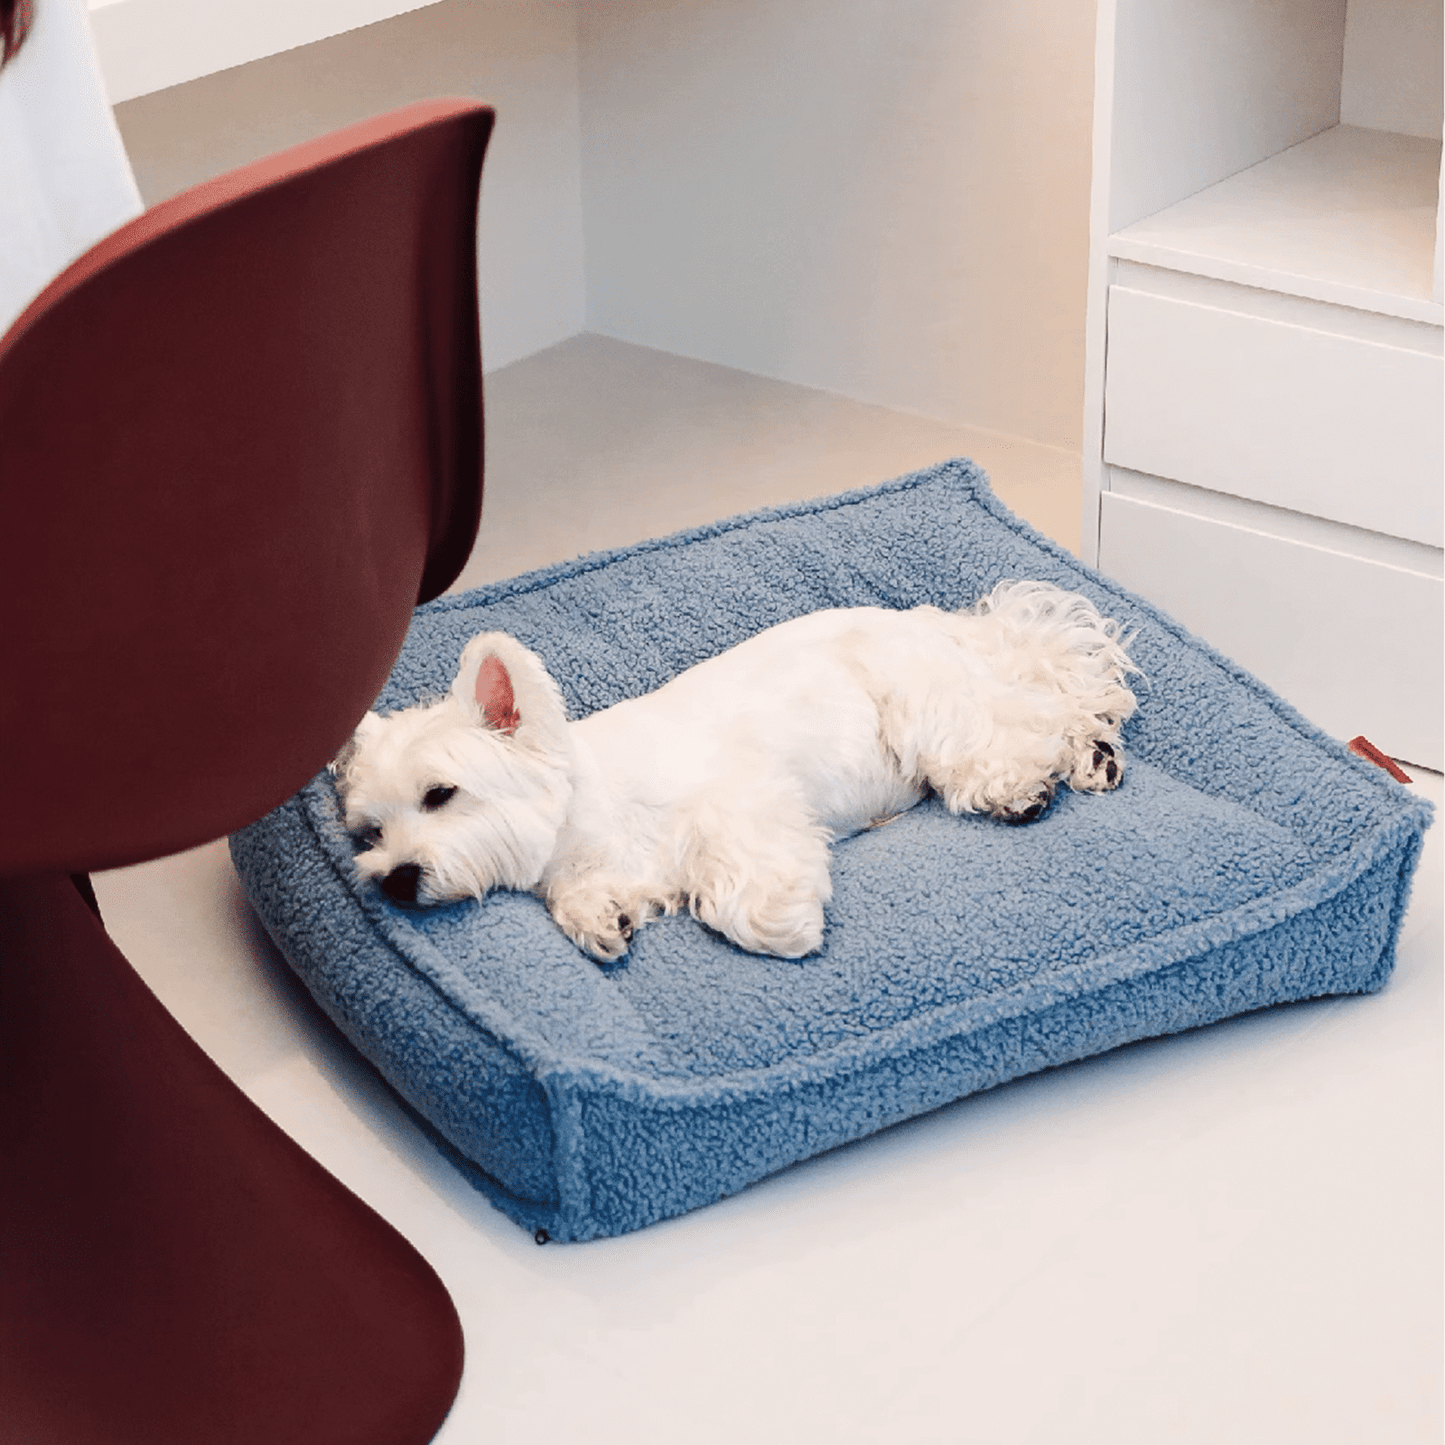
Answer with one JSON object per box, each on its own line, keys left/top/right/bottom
{"left": 333, "top": 581, "right": 1138, "bottom": 961}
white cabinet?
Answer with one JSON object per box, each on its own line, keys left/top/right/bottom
{"left": 1082, "top": 0, "right": 1444, "bottom": 768}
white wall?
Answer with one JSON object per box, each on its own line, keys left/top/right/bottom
{"left": 90, "top": 0, "right": 439, "bottom": 104}
{"left": 578, "top": 0, "right": 1098, "bottom": 450}
{"left": 110, "top": 0, "right": 1100, "bottom": 450}
{"left": 113, "top": 1, "right": 587, "bottom": 375}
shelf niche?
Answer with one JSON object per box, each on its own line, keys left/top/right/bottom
{"left": 1104, "top": 0, "right": 1443, "bottom": 319}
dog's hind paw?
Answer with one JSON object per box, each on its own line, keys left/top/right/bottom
{"left": 693, "top": 883, "right": 826, "bottom": 958}
{"left": 993, "top": 782, "right": 1056, "bottom": 826}
{"left": 1068, "top": 735, "right": 1124, "bottom": 794}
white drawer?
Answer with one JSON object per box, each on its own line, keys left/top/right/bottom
{"left": 1098, "top": 491, "right": 1443, "bottom": 769}
{"left": 1103, "top": 286, "right": 1444, "bottom": 547}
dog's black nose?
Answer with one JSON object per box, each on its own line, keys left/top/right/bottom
{"left": 379, "top": 863, "right": 422, "bottom": 905}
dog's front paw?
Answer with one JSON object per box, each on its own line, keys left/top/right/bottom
{"left": 547, "top": 886, "right": 644, "bottom": 963}
{"left": 1068, "top": 735, "right": 1124, "bottom": 794}
{"left": 556, "top": 907, "right": 633, "bottom": 963}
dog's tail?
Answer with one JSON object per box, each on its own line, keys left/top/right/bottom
{"left": 971, "top": 579, "right": 1141, "bottom": 725}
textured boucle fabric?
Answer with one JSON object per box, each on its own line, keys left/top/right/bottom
{"left": 231, "top": 458, "right": 1433, "bottom": 1241}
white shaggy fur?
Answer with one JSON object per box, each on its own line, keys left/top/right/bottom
{"left": 333, "top": 581, "right": 1138, "bottom": 961}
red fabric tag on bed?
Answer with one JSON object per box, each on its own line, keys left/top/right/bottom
{"left": 1348, "top": 736, "right": 1412, "bottom": 785}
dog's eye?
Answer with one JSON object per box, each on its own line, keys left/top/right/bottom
{"left": 422, "top": 785, "right": 458, "bottom": 812}
{"left": 351, "top": 823, "right": 382, "bottom": 851}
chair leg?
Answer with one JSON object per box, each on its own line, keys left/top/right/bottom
{"left": 0, "top": 872, "right": 464, "bottom": 1445}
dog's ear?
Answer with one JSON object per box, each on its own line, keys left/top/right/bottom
{"left": 473, "top": 653, "right": 521, "bottom": 736}
{"left": 329, "top": 711, "right": 381, "bottom": 782}
{"left": 453, "top": 633, "right": 569, "bottom": 749}
{"left": 454, "top": 637, "right": 524, "bottom": 735}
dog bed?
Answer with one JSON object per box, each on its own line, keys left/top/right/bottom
{"left": 231, "top": 458, "right": 1432, "bottom": 1242}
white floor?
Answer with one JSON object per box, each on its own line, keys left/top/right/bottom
{"left": 95, "top": 337, "right": 1442, "bottom": 1445}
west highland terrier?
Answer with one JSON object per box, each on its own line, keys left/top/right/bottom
{"left": 334, "top": 581, "right": 1138, "bottom": 961}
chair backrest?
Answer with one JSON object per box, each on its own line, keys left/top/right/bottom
{"left": 0, "top": 98, "right": 493, "bottom": 875}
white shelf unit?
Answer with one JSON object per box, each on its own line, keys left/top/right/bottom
{"left": 1112, "top": 124, "right": 1441, "bottom": 323}
{"left": 1082, "top": 0, "right": 1444, "bottom": 769}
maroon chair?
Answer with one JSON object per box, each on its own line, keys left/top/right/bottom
{"left": 0, "top": 98, "right": 493, "bottom": 1445}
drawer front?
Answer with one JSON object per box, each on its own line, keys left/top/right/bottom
{"left": 1099, "top": 492, "right": 1443, "bottom": 769}
{"left": 1103, "top": 286, "right": 1444, "bottom": 547}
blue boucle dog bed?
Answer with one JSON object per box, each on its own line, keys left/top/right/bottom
{"left": 231, "top": 458, "right": 1432, "bottom": 1242}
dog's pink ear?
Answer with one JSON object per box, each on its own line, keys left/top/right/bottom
{"left": 475, "top": 654, "right": 521, "bottom": 736}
